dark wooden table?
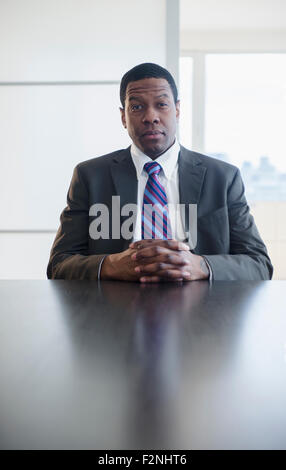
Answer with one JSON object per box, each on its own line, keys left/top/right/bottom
{"left": 0, "top": 280, "right": 286, "bottom": 450}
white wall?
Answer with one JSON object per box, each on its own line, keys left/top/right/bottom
{"left": 180, "top": 0, "right": 286, "bottom": 52}
{"left": 0, "top": 0, "right": 166, "bottom": 82}
{"left": 0, "top": 0, "right": 178, "bottom": 279}
{"left": 181, "top": 30, "right": 286, "bottom": 53}
{"left": 180, "top": 0, "right": 286, "bottom": 32}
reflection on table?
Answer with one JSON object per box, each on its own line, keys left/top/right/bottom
{"left": 0, "top": 280, "right": 285, "bottom": 449}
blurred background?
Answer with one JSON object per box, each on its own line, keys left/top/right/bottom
{"left": 0, "top": 0, "right": 285, "bottom": 279}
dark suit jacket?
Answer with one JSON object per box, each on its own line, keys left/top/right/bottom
{"left": 47, "top": 145, "right": 273, "bottom": 280}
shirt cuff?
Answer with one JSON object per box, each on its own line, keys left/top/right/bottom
{"left": 202, "top": 256, "right": 213, "bottom": 282}
{"left": 98, "top": 255, "right": 108, "bottom": 281}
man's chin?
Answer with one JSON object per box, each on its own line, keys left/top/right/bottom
{"left": 140, "top": 142, "right": 168, "bottom": 159}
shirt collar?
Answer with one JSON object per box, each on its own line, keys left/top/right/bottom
{"left": 130, "top": 138, "right": 180, "bottom": 180}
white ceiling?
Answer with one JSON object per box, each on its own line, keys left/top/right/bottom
{"left": 180, "top": 0, "right": 286, "bottom": 31}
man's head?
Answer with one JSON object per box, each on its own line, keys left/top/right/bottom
{"left": 119, "top": 63, "right": 180, "bottom": 159}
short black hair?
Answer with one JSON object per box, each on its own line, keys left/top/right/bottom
{"left": 120, "top": 62, "right": 178, "bottom": 108}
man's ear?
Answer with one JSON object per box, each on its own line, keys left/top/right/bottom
{"left": 120, "top": 107, "right": 127, "bottom": 128}
{"left": 175, "top": 100, "right": 180, "bottom": 121}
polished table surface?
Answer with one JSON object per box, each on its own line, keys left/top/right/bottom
{"left": 0, "top": 280, "right": 286, "bottom": 450}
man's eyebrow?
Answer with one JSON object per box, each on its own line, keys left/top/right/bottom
{"left": 128, "top": 93, "right": 171, "bottom": 102}
{"left": 128, "top": 96, "right": 142, "bottom": 102}
{"left": 155, "top": 93, "right": 170, "bottom": 99}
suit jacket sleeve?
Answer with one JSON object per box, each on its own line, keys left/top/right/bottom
{"left": 47, "top": 165, "right": 106, "bottom": 280}
{"left": 203, "top": 168, "right": 273, "bottom": 280}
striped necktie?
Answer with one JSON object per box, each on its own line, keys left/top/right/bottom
{"left": 141, "top": 161, "right": 172, "bottom": 239}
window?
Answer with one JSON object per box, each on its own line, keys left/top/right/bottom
{"left": 179, "top": 56, "right": 193, "bottom": 148}
{"left": 179, "top": 53, "right": 286, "bottom": 279}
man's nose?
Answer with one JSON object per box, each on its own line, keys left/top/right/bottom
{"left": 142, "top": 107, "right": 160, "bottom": 124}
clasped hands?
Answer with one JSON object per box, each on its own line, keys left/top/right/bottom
{"left": 101, "top": 239, "right": 210, "bottom": 282}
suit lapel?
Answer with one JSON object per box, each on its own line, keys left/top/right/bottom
{"left": 110, "top": 147, "right": 138, "bottom": 248}
{"left": 110, "top": 147, "right": 138, "bottom": 206}
{"left": 178, "top": 146, "right": 206, "bottom": 250}
{"left": 178, "top": 145, "right": 206, "bottom": 206}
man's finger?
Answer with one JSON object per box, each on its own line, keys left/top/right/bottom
{"left": 131, "top": 245, "right": 167, "bottom": 261}
{"left": 156, "top": 269, "right": 191, "bottom": 280}
{"left": 135, "top": 254, "right": 188, "bottom": 267}
{"left": 139, "top": 275, "right": 184, "bottom": 283}
{"left": 131, "top": 246, "right": 191, "bottom": 262}
{"left": 139, "top": 276, "right": 161, "bottom": 283}
{"left": 129, "top": 239, "right": 189, "bottom": 251}
{"left": 135, "top": 262, "right": 176, "bottom": 274}
{"left": 138, "top": 264, "right": 191, "bottom": 279}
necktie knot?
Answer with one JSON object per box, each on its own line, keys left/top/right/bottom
{"left": 144, "top": 161, "right": 162, "bottom": 177}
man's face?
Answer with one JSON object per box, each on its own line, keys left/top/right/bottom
{"left": 120, "top": 77, "right": 180, "bottom": 159}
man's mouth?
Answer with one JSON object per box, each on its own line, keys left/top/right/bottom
{"left": 142, "top": 130, "right": 164, "bottom": 137}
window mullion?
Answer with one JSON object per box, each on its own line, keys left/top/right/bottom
{"left": 191, "top": 52, "right": 206, "bottom": 153}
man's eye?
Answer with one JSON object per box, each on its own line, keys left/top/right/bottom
{"left": 131, "top": 104, "right": 143, "bottom": 111}
{"left": 158, "top": 103, "right": 168, "bottom": 108}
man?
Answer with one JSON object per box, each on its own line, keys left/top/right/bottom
{"left": 47, "top": 63, "right": 273, "bottom": 281}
